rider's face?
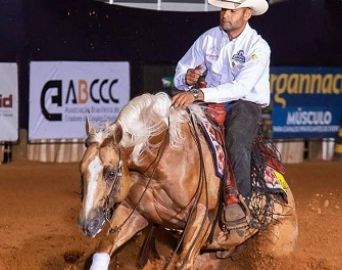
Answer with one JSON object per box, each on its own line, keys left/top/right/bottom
{"left": 220, "top": 8, "right": 251, "bottom": 33}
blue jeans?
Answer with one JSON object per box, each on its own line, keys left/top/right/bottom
{"left": 224, "top": 100, "right": 262, "bottom": 198}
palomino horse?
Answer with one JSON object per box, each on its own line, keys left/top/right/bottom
{"left": 78, "top": 92, "right": 298, "bottom": 270}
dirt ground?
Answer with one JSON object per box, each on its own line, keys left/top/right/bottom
{"left": 0, "top": 160, "right": 342, "bottom": 270}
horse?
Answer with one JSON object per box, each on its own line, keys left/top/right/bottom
{"left": 78, "top": 92, "right": 298, "bottom": 270}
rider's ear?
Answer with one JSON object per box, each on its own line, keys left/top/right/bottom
{"left": 244, "top": 8, "right": 252, "bottom": 21}
{"left": 113, "top": 123, "right": 123, "bottom": 144}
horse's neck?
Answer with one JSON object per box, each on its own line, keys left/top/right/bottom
{"left": 125, "top": 122, "right": 223, "bottom": 227}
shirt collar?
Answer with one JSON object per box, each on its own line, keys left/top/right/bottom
{"left": 219, "top": 23, "right": 251, "bottom": 42}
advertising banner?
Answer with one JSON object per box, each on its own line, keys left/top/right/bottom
{"left": 29, "top": 61, "right": 130, "bottom": 140}
{"left": 0, "top": 63, "right": 18, "bottom": 141}
{"left": 271, "top": 67, "right": 342, "bottom": 139}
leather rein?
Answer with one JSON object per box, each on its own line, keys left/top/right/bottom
{"left": 104, "top": 125, "right": 170, "bottom": 234}
{"left": 97, "top": 109, "right": 212, "bottom": 269}
{"left": 163, "top": 108, "right": 211, "bottom": 270}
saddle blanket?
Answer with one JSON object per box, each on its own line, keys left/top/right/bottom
{"left": 198, "top": 115, "right": 226, "bottom": 179}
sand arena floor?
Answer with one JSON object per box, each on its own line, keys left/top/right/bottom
{"left": 0, "top": 160, "right": 341, "bottom": 270}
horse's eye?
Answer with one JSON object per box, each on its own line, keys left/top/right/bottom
{"left": 105, "top": 169, "right": 115, "bottom": 181}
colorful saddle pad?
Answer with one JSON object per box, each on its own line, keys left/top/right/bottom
{"left": 198, "top": 115, "right": 226, "bottom": 179}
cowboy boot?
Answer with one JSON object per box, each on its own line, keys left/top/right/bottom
{"left": 221, "top": 176, "right": 250, "bottom": 230}
{"left": 222, "top": 189, "right": 249, "bottom": 229}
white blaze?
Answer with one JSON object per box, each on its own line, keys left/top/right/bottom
{"left": 85, "top": 156, "right": 103, "bottom": 219}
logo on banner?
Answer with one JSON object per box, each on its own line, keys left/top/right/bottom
{"left": 0, "top": 94, "right": 13, "bottom": 108}
{"left": 0, "top": 63, "right": 18, "bottom": 141}
{"left": 286, "top": 109, "right": 332, "bottom": 126}
{"left": 271, "top": 72, "right": 342, "bottom": 108}
{"left": 41, "top": 79, "right": 120, "bottom": 121}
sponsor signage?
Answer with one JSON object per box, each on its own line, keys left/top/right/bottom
{"left": 0, "top": 63, "right": 18, "bottom": 141}
{"left": 29, "top": 61, "right": 130, "bottom": 140}
{"left": 271, "top": 67, "right": 342, "bottom": 138}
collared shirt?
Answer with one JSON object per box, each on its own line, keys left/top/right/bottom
{"left": 173, "top": 24, "right": 271, "bottom": 106}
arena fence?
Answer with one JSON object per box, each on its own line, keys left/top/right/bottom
{"left": 0, "top": 139, "right": 337, "bottom": 165}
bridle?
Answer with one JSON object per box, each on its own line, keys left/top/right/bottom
{"left": 103, "top": 147, "right": 123, "bottom": 224}
{"left": 104, "top": 126, "right": 170, "bottom": 234}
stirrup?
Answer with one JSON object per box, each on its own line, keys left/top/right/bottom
{"left": 221, "top": 195, "right": 251, "bottom": 230}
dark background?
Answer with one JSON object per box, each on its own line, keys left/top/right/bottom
{"left": 0, "top": 0, "right": 341, "bottom": 128}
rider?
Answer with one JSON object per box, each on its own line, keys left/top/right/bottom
{"left": 172, "top": 0, "right": 270, "bottom": 227}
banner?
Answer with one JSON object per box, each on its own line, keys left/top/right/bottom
{"left": 271, "top": 67, "right": 342, "bottom": 139}
{"left": 29, "top": 61, "right": 130, "bottom": 140}
{"left": 0, "top": 63, "right": 18, "bottom": 142}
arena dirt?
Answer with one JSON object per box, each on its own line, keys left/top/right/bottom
{"left": 0, "top": 160, "right": 341, "bottom": 270}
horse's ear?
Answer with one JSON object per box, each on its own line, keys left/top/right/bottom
{"left": 113, "top": 123, "right": 123, "bottom": 144}
{"left": 86, "top": 118, "right": 95, "bottom": 135}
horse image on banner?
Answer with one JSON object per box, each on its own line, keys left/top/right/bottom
{"left": 78, "top": 92, "right": 298, "bottom": 270}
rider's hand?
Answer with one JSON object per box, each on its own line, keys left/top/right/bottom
{"left": 171, "top": 92, "right": 195, "bottom": 108}
{"left": 171, "top": 90, "right": 204, "bottom": 108}
{"left": 185, "top": 65, "right": 204, "bottom": 86}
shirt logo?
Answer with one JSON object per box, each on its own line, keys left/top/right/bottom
{"left": 232, "top": 50, "right": 245, "bottom": 63}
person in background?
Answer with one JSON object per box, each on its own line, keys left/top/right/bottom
{"left": 172, "top": 0, "right": 270, "bottom": 227}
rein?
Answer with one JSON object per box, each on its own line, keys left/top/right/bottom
{"left": 100, "top": 109, "right": 211, "bottom": 268}
{"left": 164, "top": 108, "right": 210, "bottom": 270}
{"left": 106, "top": 123, "right": 170, "bottom": 234}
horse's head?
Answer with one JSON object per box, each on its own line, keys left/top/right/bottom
{"left": 78, "top": 120, "right": 131, "bottom": 237}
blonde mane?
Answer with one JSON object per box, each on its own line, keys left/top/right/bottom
{"left": 85, "top": 92, "right": 206, "bottom": 164}
{"left": 116, "top": 92, "right": 206, "bottom": 164}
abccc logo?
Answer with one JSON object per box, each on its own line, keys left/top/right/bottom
{"left": 41, "top": 79, "right": 120, "bottom": 121}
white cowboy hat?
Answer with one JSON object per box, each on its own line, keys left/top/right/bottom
{"left": 208, "top": 0, "right": 269, "bottom": 16}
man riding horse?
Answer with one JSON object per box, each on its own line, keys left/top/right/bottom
{"left": 172, "top": 0, "right": 270, "bottom": 228}
{"left": 78, "top": 1, "right": 298, "bottom": 269}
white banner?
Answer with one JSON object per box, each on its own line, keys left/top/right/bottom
{"left": 29, "top": 61, "right": 130, "bottom": 140}
{"left": 0, "top": 63, "right": 18, "bottom": 142}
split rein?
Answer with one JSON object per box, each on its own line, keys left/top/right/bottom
{"left": 163, "top": 108, "right": 210, "bottom": 270}
{"left": 104, "top": 122, "right": 170, "bottom": 234}
{"left": 100, "top": 110, "right": 210, "bottom": 269}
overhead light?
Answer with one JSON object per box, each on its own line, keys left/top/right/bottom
{"left": 95, "top": 0, "right": 220, "bottom": 12}
{"left": 94, "top": 0, "right": 288, "bottom": 12}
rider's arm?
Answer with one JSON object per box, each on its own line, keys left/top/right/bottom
{"left": 202, "top": 42, "right": 271, "bottom": 104}
{"left": 173, "top": 36, "right": 205, "bottom": 90}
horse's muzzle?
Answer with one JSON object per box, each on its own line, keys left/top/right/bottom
{"left": 78, "top": 209, "right": 105, "bottom": 238}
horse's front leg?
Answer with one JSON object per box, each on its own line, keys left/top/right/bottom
{"left": 176, "top": 203, "right": 212, "bottom": 270}
{"left": 90, "top": 202, "right": 148, "bottom": 270}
